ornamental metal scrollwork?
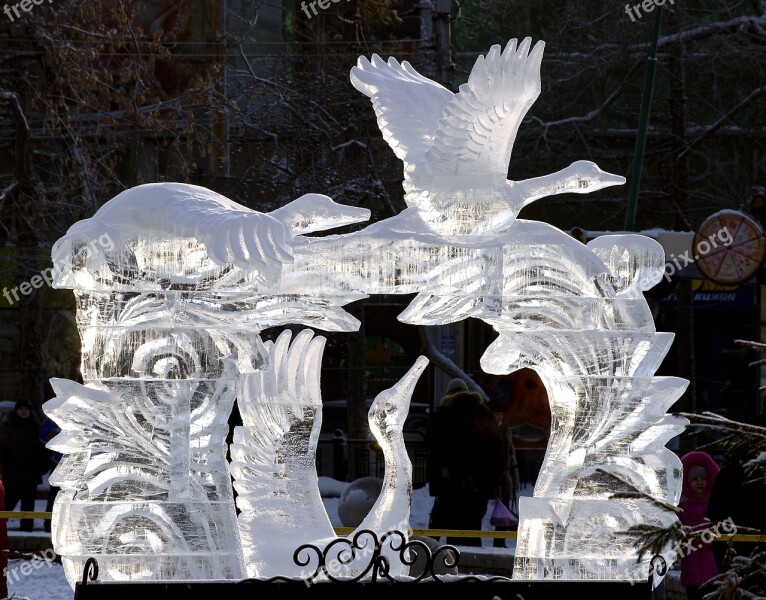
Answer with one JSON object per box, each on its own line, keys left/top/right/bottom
{"left": 293, "top": 529, "right": 464, "bottom": 584}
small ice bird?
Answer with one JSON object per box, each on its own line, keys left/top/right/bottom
{"left": 351, "top": 37, "right": 625, "bottom": 238}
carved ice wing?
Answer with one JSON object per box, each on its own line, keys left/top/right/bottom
{"left": 164, "top": 185, "right": 293, "bottom": 269}
{"left": 237, "top": 329, "right": 324, "bottom": 419}
{"left": 44, "top": 378, "right": 169, "bottom": 498}
{"left": 427, "top": 37, "right": 545, "bottom": 177}
{"left": 192, "top": 209, "right": 293, "bottom": 270}
{"left": 350, "top": 54, "right": 454, "bottom": 164}
{"left": 232, "top": 329, "right": 334, "bottom": 577}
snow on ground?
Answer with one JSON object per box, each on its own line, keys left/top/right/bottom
{"left": 6, "top": 557, "right": 71, "bottom": 600}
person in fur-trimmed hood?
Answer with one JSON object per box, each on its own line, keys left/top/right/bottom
{"left": 0, "top": 399, "right": 47, "bottom": 531}
{"left": 425, "top": 379, "right": 504, "bottom": 546}
{"left": 678, "top": 450, "right": 720, "bottom": 600}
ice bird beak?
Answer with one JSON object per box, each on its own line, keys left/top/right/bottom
{"left": 599, "top": 169, "right": 627, "bottom": 187}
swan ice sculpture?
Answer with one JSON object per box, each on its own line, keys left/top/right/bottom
{"left": 51, "top": 181, "right": 371, "bottom": 291}
{"left": 231, "top": 328, "right": 428, "bottom": 579}
{"left": 350, "top": 37, "right": 625, "bottom": 239}
{"left": 44, "top": 35, "right": 686, "bottom": 590}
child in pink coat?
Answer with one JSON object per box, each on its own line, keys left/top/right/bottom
{"left": 679, "top": 450, "right": 720, "bottom": 600}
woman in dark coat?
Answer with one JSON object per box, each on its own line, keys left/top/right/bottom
{"left": 426, "top": 380, "right": 504, "bottom": 546}
{"left": 0, "top": 400, "right": 45, "bottom": 531}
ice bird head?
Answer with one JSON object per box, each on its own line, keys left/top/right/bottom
{"left": 519, "top": 160, "right": 626, "bottom": 209}
{"left": 562, "top": 160, "right": 626, "bottom": 194}
{"left": 368, "top": 356, "right": 429, "bottom": 437}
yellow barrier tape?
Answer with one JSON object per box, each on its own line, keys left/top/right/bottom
{"left": 332, "top": 527, "right": 517, "bottom": 539}
{"left": 718, "top": 534, "right": 766, "bottom": 542}
{"left": 332, "top": 529, "right": 766, "bottom": 542}
{"left": 0, "top": 512, "right": 51, "bottom": 519}
{"left": 0, "top": 515, "right": 760, "bottom": 543}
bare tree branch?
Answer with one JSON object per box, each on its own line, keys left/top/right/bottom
{"left": 677, "top": 86, "right": 766, "bottom": 160}
{"left": 0, "top": 90, "right": 30, "bottom": 183}
{"left": 418, "top": 325, "right": 488, "bottom": 401}
{"left": 657, "top": 15, "right": 766, "bottom": 49}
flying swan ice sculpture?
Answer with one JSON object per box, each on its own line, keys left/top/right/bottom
{"left": 350, "top": 37, "right": 625, "bottom": 239}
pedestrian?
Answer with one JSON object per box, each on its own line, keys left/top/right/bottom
{"left": 0, "top": 478, "right": 7, "bottom": 599}
{"left": 426, "top": 378, "right": 504, "bottom": 546}
{"left": 39, "top": 416, "right": 62, "bottom": 532}
{"left": 678, "top": 450, "right": 720, "bottom": 600}
{"left": 0, "top": 400, "right": 48, "bottom": 531}
{"left": 487, "top": 395, "right": 520, "bottom": 548}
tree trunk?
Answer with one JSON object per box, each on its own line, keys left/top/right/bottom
{"left": 1, "top": 91, "right": 44, "bottom": 410}
{"left": 345, "top": 300, "right": 368, "bottom": 481}
{"left": 667, "top": 9, "right": 696, "bottom": 424}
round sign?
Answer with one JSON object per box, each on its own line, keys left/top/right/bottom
{"left": 694, "top": 210, "right": 766, "bottom": 285}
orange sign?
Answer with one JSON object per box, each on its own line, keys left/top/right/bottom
{"left": 694, "top": 210, "right": 766, "bottom": 285}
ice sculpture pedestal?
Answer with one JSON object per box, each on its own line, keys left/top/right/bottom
{"left": 73, "top": 579, "right": 654, "bottom": 600}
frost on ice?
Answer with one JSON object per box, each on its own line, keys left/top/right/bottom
{"left": 45, "top": 36, "right": 685, "bottom": 588}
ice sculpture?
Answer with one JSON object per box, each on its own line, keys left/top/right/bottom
{"left": 230, "top": 328, "right": 428, "bottom": 579}
{"left": 484, "top": 234, "right": 687, "bottom": 581}
{"left": 45, "top": 185, "right": 373, "bottom": 588}
{"left": 45, "top": 305, "right": 246, "bottom": 585}
{"left": 45, "top": 35, "right": 685, "bottom": 589}
{"left": 349, "top": 37, "right": 625, "bottom": 240}
{"left": 349, "top": 37, "right": 686, "bottom": 582}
